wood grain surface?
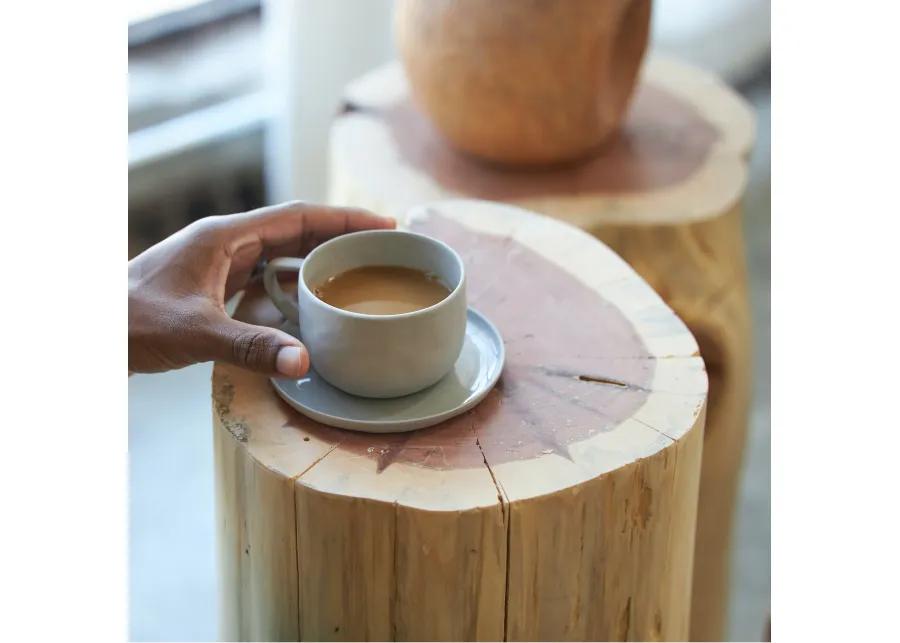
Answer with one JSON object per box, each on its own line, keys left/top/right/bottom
{"left": 213, "top": 200, "right": 707, "bottom": 641}
{"left": 328, "top": 58, "right": 753, "bottom": 641}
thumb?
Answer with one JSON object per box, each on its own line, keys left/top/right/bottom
{"left": 205, "top": 315, "right": 310, "bottom": 378}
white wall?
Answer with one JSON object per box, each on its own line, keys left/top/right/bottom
{"left": 263, "top": 0, "right": 395, "bottom": 203}
{"left": 651, "top": 0, "right": 770, "bottom": 84}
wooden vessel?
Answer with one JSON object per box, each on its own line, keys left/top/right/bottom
{"left": 395, "top": 0, "right": 651, "bottom": 165}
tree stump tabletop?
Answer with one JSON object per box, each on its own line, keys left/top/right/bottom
{"left": 329, "top": 56, "right": 752, "bottom": 641}
{"left": 213, "top": 200, "right": 707, "bottom": 641}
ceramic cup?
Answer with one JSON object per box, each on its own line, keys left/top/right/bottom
{"left": 263, "top": 229, "right": 467, "bottom": 398}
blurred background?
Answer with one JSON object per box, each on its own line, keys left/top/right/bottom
{"left": 128, "top": 0, "right": 770, "bottom": 639}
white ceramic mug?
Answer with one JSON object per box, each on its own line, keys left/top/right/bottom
{"left": 263, "top": 230, "right": 467, "bottom": 398}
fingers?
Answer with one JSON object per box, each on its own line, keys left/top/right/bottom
{"left": 234, "top": 201, "right": 396, "bottom": 258}
{"left": 203, "top": 313, "right": 310, "bottom": 378}
{"left": 286, "top": 202, "right": 396, "bottom": 235}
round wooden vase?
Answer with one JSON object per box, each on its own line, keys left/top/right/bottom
{"left": 213, "top": 200, "right": 707, "bottom": 641}
{"left": 328, "top": 56, "right": 755, "bottom": 641}
{"left": 394, "top": 0, "right": 651, "bottom": 166}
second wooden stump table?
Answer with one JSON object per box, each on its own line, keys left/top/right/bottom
{"left": 329, "top": 57, "right": 752, "bottom": 640}
{"left": 213, "top": 200, "right": 708, "bottom": 641}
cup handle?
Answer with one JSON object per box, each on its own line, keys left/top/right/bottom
{"left": 263, "top": 257, "right": 304, "bottom": 321}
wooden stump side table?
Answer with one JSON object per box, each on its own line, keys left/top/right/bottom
{"left": 328, "top": 56, "right": 752, "bottom": 641}
{"left": 213, "top": 201, "right": 708, "bottom": 641}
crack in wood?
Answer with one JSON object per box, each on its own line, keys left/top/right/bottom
{"left": 293, "top": 482, "right": 303, "bottom": 638}
{"left": 577, "top": 374, "right": 629, "bottom": 387}
{"left": 503, "top": 503, "right": 512, "bottom": 642}
{"left": 617, "top": 596, "right": 633, "bottom": 640}
{"left": 470, "top": 421, "right": 511, "bottom": 642}
{"left": 473, "top": 429, "right": 506, "bottom": 511}
{"left": 291, "top": 442, "right": 343, "bottom": 482}
{"left": 537, "top": 365, "right": 650, "bottom": 392}
{"left": 629, "top": 414, "right": 678, "bottom": 443}
{"left": 391, "top": 500, "right": 399, "bottom": 641}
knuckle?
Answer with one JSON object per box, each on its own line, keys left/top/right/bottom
{"left": 231, "top": 330, "right": 276, "bottom": 368}
{"left": 189, "top": 215, "right": 230, "bottom": 243}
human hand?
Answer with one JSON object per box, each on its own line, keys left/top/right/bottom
{"left": 128, "top": 201, "right": 396, "bottom": 377}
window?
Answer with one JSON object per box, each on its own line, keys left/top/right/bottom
{"left": 129, "top": 0, "right": 259, "bottom": 46}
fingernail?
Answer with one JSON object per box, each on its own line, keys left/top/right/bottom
{"left": 276, "top": 346, "right": 305, "bottom": 377}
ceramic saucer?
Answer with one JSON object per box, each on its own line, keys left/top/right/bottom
{"left": 271, "top": 308, "right": 504, "bottom": 433}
